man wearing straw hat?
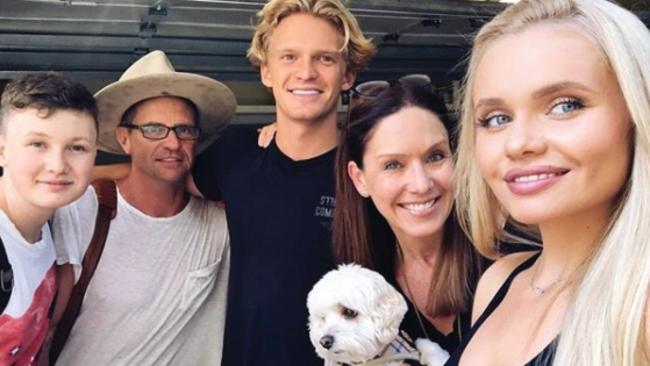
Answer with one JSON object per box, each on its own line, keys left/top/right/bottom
{"left": 51, "top": 50, "right": 236, "bottom": 365}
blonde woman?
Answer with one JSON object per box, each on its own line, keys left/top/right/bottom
{"left": 450, "top": 0, "right": 650, "bottom": 365}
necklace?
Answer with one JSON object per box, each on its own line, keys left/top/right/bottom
{"left": 529, "top": 262, "right": 563, "bottom": 296}
{"left": 529, "top": 250, "right": 593, "bottom": 296}
{"left": 530, "top": 278, "right": 563, "bottom": 295}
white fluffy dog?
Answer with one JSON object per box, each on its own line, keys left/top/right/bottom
{"left": 307, "top": 264, "right": 450, "bottom": 366}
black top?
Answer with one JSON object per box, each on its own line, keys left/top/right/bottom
{"left": 382, "top": 256, "right": 482, "bottom": 355}
{"left": 193, "top": 126, "right": 336, "bottom": 366}
{"left": 391, "top": 279, "right": 471, "bottom": 354}
{"left": 445, "top": 252, "right": 557, "bottom": 366}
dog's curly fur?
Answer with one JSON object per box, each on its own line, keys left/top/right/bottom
{"left": 307, "top": 264, "right": 449, "bottom": 366}
{"left": 307, "top": 264, "right": 407, "bottom": 365}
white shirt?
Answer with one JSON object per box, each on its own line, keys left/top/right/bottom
{"left": 53, "top": 186, "right": 229, "bottom": 366}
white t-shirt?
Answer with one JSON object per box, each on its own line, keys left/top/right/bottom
{"left": 53, "top": 186, "right": 229, "bottom": 366}
{"left": 0, "top": 210, "right": 56, "bottom": 365}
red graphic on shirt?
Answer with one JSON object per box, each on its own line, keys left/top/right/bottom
{"left": 0, "top": 265, "right": 56, "bottom": 366}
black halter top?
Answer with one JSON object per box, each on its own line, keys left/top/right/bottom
{"left": 445, "top": 252, "right": 557, "bottom": 366}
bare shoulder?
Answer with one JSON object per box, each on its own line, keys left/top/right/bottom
{"left": 471, "top": 251, "right": 539, "bottom": 323}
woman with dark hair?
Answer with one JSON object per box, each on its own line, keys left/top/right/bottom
{"left": 333, "top": 77, "right": 485, "bottom": 353}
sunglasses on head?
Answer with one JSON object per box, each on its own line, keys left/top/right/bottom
{"left": 351, "top": 74, "right": 432, "bottom": 99}
{"left": 342, "top": 74, "right": 433, "bottom": 128}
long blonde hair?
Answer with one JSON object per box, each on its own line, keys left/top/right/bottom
{"left": 454, "top": 0, "right": 650, "bottom": 364}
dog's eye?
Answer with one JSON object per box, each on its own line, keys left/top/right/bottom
{"left": 341, "top": 307, "right": 358, "bottom": 319}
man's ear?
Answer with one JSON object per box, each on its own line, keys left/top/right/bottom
{"left": 260, "top": 62, "right": 273, "bottom": 88}
{"left": 341, "top": 70, "right": 356, "bottom": 92}
{"left": 347, "top": 161, "right": 369, "bottom": 198}
{"left": 115, "top": 127, "right": 131, "bottom": 155}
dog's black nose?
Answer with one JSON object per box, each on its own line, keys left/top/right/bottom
{"left": 320, "top": 335, "right": 334, "bottom": 349}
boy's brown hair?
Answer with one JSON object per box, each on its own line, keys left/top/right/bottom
{"left": 0, "top": 72, "right": 98, "bottom": 133}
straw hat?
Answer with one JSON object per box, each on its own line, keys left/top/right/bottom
{"left": 95, "top": 50, "right": 236, "bottom": 154}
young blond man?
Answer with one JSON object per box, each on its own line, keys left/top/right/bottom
{"left": 190, "top": 0, "right": 375, "bottom": 364}
{"left": 0, "top": 73, "right": 97, "bottom": 364}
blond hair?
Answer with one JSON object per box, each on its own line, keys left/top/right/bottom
{"left": 455, "top": 0, "right": 650, "bottom": 364}
{"left": 247, "top": 0, "right": 375, "bottom": 73}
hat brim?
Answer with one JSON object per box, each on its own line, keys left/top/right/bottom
{"left": 95, "top": 72, "right": 236, "bottom": 155}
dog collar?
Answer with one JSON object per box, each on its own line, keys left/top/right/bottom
{"left": 337, "top": 331, "right": 423, "bottom": 366}
{"left": 359, "top": 352, "right": 421, "bottom": 365}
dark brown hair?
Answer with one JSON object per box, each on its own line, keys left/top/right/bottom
{"left": 333, "top": 82, "right": 484, "bottom": 316}
{"left": 119, "top": 96, "right": 199, "bottom": 127}
{"left": 0, "top": 72, "right": 98, "bottom": 132}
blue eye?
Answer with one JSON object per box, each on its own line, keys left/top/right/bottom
{"left": 384, "top": 161, "right": 402, "bottom": 170}
{"left": 427, "top": 151, "right": 446, "bottom": 163}
{"left": 549, "top": 98, "right": 584, "bottom": 115}
{"left": 478, "top": 114, "right": 511, "bottom": 129}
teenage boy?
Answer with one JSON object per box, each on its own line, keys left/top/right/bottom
{"left": 0, "top": 73, "right": 98, "bottom": 365}
{"left": 190, "top": 1, "right": 375, "bottom": 364}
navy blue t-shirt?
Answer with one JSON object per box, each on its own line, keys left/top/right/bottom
{"left": 193, "top": 125, "right": 335, "bottom": 366}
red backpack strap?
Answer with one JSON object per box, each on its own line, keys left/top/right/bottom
{"left": 49, "top": 179, "right": 117, "bottom": 362}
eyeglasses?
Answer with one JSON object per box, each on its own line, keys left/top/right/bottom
{"left": 120, "top": 123, "right": 200, "bottom": 140}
